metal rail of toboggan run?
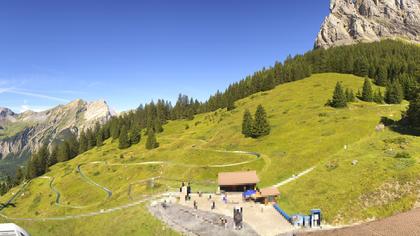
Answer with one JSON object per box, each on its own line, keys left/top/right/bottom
{"left": 273, "top": 203, "right": 291, "bottom": 223}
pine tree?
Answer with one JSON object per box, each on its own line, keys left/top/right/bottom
{"left": 385, "top": 81, "right": 404, "bottom": 104}
{"left": 226, "top": 96, "right": 235, "bottom": 111}
{"left": 26, "top": 159, "right": 37, "bottom": 180}
{"left": 35, "top": 145, "right": 48, "bottom": 176}
{"left": 345, "top": 88, "right": 355, "bottom": 102}
{"left": 110, "top": 119, "right": 120, "bottom": 140}
{"left": 154, "top": 118, "right": 163, "bottom": 133}
{"left": 79, "top": 130, "right": 88, "bottom": 153}
{"left": 64, "top": 134, "right": 79, "bottom": 160}
{"left": 373, "top": 89, "right": 384, "bottom": 104}
{"left": 130, "top": 124, "right": 141, "bottom": 144}
{"left": 87, "top": 128, "right": 96, "bottom": 149}
{"left": 15, "top": 167, "right": 23, "bottom": 184}
{"left": 252, "top": 105, "right": 270, "bottom": 138}
{"left": 57, "top": 142, "right": 70, "bottom": 163}
{"left": 47, "top": 145, "right": 59, "bottom": 167}
{"left": 330, "top": 82, "right": 347, "bottom": 108}
{"left": 362, "top": 78, "right": 373, "bottom": 102}
{"left": 375, "top": 65, "right": 388, "bottom": 86}
{"left": 405, "top": 95, "right": 420, "bottom": 128}
{"left": 146, "top": 129, "right": 159, "bottom": 150}
{"left": 96, "top": 130, "right": 104, "bottom": 147}
{"left": 118, "top": 125, "right": 130, "bottom": 149}
{"left": 242, "top": 109, "right": 254, "bottom": 137}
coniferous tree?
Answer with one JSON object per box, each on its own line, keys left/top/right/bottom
{"left": 26, "top": 159, "right": 37, "bottom": 180}
{"left": 47, "top": 145, "right": 59, "bottom": 167}
{"left": 226, "top": 95, "right": 235, "bottom": 111}
{"left": 373, "top": 89, "right": 384, "bottom": 104}
{"left": 405, "top": 95, "right": 420, "bottom": 128}
{"left": 400, "top": 75, "right": 418, "bottom": 101}
{"left": 118, "top": 125, "right": 130, "bottom": 149}
{"left": 375, "top": 65, "right": 388, "bottom": 86}
{"left": 242, "top": 109, "right": 254, "bottom": 137}
{"left": 15, "top": 167, "right": 23, "bottom": 184}
{"left": 110, "top": 118, "right": 120, "bottom": 140}
{"left": 96, "top": 129, "right": 104, "bottom": 147}
{"left": 362, "top": 78, "right": 374, "bottom": 102}
{"left": 385, "top": 81, "right": 404, "bottom": 104}
{"left": 86, "top": 128, "right": 96, "bottom": 149}
{"left": 345, "top": 88, "right": 355, "bottom": 102}
{"left": 35, "top": 145, "right": 48, "bottom": 176}
{"left": 79, "top": 130, "right": 88, "bottom": 153}
{"left": 66, "top": 134, "right": 79, "bottom": 159}
{"left": 26, "top": 145, "right": 49, "bottom": 179}
{"left": 145, "top": 129, "right": 159, "bottom": 150}
{"left": 330, "top": 82, "right": 347, "bottom": 108}
{"left": 130, "top": 124, "right": 141, "bottom": 144}
{"left": 252, "top": 105, "right": 270, "bottom": 138}
{"left": 57, "top": 142, "right": 70, "bottom": 163}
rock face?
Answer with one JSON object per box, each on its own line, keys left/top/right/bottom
{"left": 0, "top": 99, "right": 116, "bottom": 160}
{"left": 315, "top": 0, "right": 420, "bottom": 48}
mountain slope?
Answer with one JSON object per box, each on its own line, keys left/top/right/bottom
{"left": 316, "top": 0, "right": 420, "bottom": 48}
{"left": 1, "top": 73, "right": 418, "bottom": 235}
{"left": 0, "top": 99, "right": 116, "bottom": 177}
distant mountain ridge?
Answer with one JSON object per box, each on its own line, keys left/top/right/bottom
{"left": 316, "top": 0, "right": 420, "bottom": 48}
{"left": 0, "top": 99, "right": 116, "bottom": 161}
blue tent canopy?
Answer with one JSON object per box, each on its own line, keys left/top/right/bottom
{"left": 243, "top": 190, "right": 256, "bottom": 197}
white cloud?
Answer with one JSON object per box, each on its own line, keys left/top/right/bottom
{"left": 0, "top": 87, "right": 69, "bottom": 103}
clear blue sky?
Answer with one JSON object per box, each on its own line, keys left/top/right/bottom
{"left": 0, "top": 0, "right": 328, "bottom": 112}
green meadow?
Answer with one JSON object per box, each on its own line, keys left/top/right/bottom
{"left": 1, "top": 73, "right": 419, "bottom": 235}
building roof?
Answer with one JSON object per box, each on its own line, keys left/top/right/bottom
{"left": 259, "top": 187, "right": 280, "bottom": 197}
{"left": 218, "top": 171, "right": 260, "bottom": 186}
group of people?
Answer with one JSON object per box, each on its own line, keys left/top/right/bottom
{"left": 180, "top": 182, "right": 192, "bottom": 201}
{"left": 178, "top": 182, "right": 245, "bottom": 231}
{"left": 219, "top": 217, "right": 228, "bottom": 228}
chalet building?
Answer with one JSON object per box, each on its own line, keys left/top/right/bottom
{"left": 255, "top": 187, "right": 280, "bottom": 204}
{"left": 218, "top": 170, "right": 260, "bottom": 192}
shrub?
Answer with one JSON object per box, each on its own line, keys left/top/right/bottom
{"left": 394, "top": 152, "right": 411, "bottom": 159}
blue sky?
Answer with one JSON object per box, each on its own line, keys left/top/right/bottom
{"left": 0, "top": 0, "right": 328, "bottom": 112}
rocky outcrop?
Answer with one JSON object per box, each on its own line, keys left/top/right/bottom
{"left": 0, "top": 99, "right": 116, "bottom": 160}
{"left": 315, "top": 0, "right": 420, "bottom": 48}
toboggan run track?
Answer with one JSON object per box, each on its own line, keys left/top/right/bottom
{"left": 0, "top": 140, "right": 315, "bottom": 221}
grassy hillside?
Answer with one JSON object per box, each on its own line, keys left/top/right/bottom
{"left": 1, "top": 73, "right": 419, "bottom": 235}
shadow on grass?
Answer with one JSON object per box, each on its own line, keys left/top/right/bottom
{"left": 380, "top": 117, "right": 420, "bottom": 136}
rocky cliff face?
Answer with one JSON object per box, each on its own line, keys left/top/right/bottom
{"left": 0, "top": 99, "right": 116, "bottom": 160}
{"left": 315, "top": 0, "right": 420, "bottom": 48}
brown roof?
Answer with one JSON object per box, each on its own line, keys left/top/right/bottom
{"left": 218, "top": 171, "right": 260, "bottom": 186}
{"left": 260, "top": 187, "right": 280, "bottom": 197}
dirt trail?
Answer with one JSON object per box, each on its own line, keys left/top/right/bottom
{"left": 272, "top": 166, "right": 316, "bottom": 188}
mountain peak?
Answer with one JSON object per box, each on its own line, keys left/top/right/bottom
{"left": 0, "top": 107, "right": 16, "bottom": 118}
{"left": 315, "top": 0, "right": 420, "bottom": 48}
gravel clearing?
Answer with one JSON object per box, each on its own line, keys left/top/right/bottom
{"left": 149, "top": 203, "right": 259, "bottom": 236}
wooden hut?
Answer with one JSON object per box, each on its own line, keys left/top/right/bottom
{"left": 217, "top": 171, "right": 260, "bottom": 192}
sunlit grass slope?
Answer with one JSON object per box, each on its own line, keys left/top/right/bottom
{"left": 1, "top": 73, "right": 419, "bottom": 235}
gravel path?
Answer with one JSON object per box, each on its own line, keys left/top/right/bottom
{"left": 272, "top": 166, "right": 315, "bottom": 188}
{"left": 149, "top": 202, "right": 259, "bottom": 236}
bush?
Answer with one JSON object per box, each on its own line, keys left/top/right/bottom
{"left": 394, "top": 152, "right": 411, "bottom": 159}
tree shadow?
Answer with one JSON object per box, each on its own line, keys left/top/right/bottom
{"left": 380, "top": 117, "right": 420, "bottom": 136}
